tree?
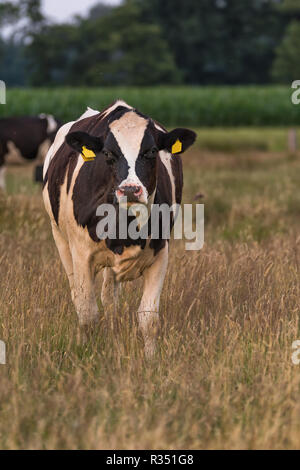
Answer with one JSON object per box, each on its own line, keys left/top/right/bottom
{"left": 0, "top": 39, "right": 28, "bottom": 86}
{"left": 27, "top": 23, "right": 79, "bottom": 86}
{"left": 88, "top": 2, "right": 114, "bottom": 19}
{"left": 272, "top": 20, "right": 300, "bottom": 82}
{"left": 277, "top": 0, "right": 300, "bottom": 12}
{"left": 21, "top": 0, "right": 44, "bottom": 24}
{"left": 27, "top": 2, "right": 180, "bottom": 86}
{"left": 0, "top": 0, "right": 44, "bottom": 30}
{"left": 0, "top": 1, "right": 44, "bottom": 86}
{"left": 0, "top": 2, "right": 20, "bottom": 27}
{"left": 1, "top": 0, "right": 289, "bottom": 87}
{"left": 271, "top": 0, "right": 300, "bottom": 82}
{"left": 134, "top": 0, "right": 287, "bottom": 84}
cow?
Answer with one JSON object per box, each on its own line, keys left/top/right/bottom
{"left": 0, "top": 114, "right": 62, "bottom": 190}
{"left": 43, "top": 100, "right": 197, "bottom": 357}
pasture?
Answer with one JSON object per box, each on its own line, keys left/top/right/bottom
{"left": 1, "top": 128, "right": 300, "bottom": 450}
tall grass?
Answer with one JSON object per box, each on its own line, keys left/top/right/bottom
{"left": 1, "top": 86, "right": 299, "bottom": 127}
{"left": 1, "top": 146, "right": 300, "bottom": 449}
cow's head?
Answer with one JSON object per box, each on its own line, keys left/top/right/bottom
{"left": 66, "top": 109, "right": 196, "bottom": 205}
{"left": 39, "top": 113, "right": 62, "bottom": 140}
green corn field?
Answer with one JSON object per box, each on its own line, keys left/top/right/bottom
{"left": 1, "top": 86, "right": 299, "bottom": 127}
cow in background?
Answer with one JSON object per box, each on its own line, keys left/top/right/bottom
{"left": 0, "top": 114, "right": 62, "bottom": 190}
{"left": 43, "top": 101, "right": 196, "bottom": 357}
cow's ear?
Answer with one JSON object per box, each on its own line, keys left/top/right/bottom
{"left": 158, "top": 128, "right": 197, "bottom": 154}
{"left": 65, "top": 132, "right": 103, "bottom": 159}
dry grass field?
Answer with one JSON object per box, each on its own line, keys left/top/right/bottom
{"left": 1, "top": 139, "right": 300, "bottom": 450}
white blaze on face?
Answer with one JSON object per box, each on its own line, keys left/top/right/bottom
{"left": 109, "top": 111, "right": 148, "bottom": 204}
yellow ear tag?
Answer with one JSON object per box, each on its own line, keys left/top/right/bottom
{"left": 81, "top": 146, "right": 96, "bottom": 162}
{"left": 172, "top": 139, "right": 182, "bottom": 155}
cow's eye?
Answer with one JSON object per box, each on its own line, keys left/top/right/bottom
{"left": 103, "top": 149, "right": 117, "bottom": 164}
{"left": 143, "top": 147, "right": 158, "bottom": 159}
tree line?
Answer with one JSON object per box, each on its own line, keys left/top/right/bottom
{"left": 0, "top": 0, "right": 299, "bottom": 87}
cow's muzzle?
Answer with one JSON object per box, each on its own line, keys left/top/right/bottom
{"left": 116, "top": 184, "right": 143, "bottom": 203}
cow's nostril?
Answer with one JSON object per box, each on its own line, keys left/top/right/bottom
{"left": 118, "top": 185, "right": 142, "bottom": 199}
{"left": 134, "top": 187, "right": 142, "bottom": 196}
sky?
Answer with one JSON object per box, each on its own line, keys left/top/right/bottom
{"left": 43, "top": 0, "right": 121, "bottom": 22}
{"left": 1, "top": 0, "right": 122, "bottom": 38}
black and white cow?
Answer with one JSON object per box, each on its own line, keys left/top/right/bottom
{"left": 0, "top": 114, "right": 61, "bottom": 190}
{"left": 43, "top": 101, "right": 196, "bottom": 356}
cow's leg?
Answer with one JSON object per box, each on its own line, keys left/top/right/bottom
{"left": 72, "top": 247, "right": 100, "bottom": 331}
{"left": 51, "top": 223, "right": 74, "bottom": 296}
{"left": 101, "top": 267, "right": 119, "bottom": 328}
{"left": 138, "top": 243, "right": 168, "bottom": 358}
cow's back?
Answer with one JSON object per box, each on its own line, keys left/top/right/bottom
{"left": 0, "top": 117, "right": 49, "bottom": 164}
